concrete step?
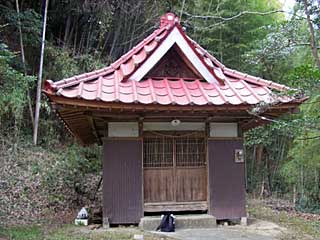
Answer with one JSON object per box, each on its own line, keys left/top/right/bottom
{"left": 139, "top": 214, "right": 216, "bottom": 231}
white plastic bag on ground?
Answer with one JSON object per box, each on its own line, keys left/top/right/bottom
{"left": 77, "top": 207, "right": 88, "bottom": 219}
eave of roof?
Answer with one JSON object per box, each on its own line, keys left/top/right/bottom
{"left": 44, "top": 76, "right": 300, "bottom": 106}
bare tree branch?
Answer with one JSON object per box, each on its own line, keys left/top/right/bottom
{"left": 179, "top": 0, "right": 186, "bottom": 19}
{"left": 290, "top": 42, "right": 320, "bottom": 49}
{"left": 0, "top": 23, "right": 9, "bottom": 29}
{"left": 182, "top": 10, "right": 285, "bottom": 29}
{"left": 296, "top": 135, "right": 320, "bottom": 140}
{"left": 183, "top": 9, "right": 284, "bottom": 21}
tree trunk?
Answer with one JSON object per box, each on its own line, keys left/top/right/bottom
{"left": 109, "top": 24, "right": 121, "bottom": 59}
{"left": 255, "top": 144, "right": 264, "bottom": 172}
{"left": 33, "top": 0, "right": 49, "bottom": 145}
{"left": 250, "top": 145, "right": 256, "bottom": 191}
{"left": 293, "top": 184, "right": 297, "bottom": 206}
{"left": 16, "top": 0, "right": 26, "bottom": 70}
{"left": 67, "top": 19, "right": 76, "bottom": 49}
{"left": 300, "top": 166, "right": 304, "bottom": 198}
{"left": 63, "top": 15, "right": 71, "bottom": 47}
{"left": 85, "top": 20, "right": 93, "bottom": 54}
{"left": 266, "top": 156, "right": 272, "bottom": 196}
{"left": 73, "top": 22, "right": 78, "bottom": 56}
{"left": 303, "top": 0, "right": 320, "bottom": 68}
{"left": 15, "top": 0, "right": 34, "bottom": 127}
{"left": 255, "top": 144, "right": 264, "bottom": 195}
{"left": 260, "top": 176, "right": 265, "bottom": 198}
{"left": 128, "top": 13, "right": 137, "bottom": 50}
{"left": 78, "top": 30, "right": 86, "bottom": 55}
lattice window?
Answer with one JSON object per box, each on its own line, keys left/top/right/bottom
{"left": 143, "top": 137, "right": 173, "bottom": 168}
{"left": 143, "top": 134, "right": 206, "bottom": 168}
{"left": 176, "top": 137, "right": 206, "bottom": 167}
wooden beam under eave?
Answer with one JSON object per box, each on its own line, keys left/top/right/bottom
{"left": 81, "top": 108, "right": 255, "bottom": 123}
{"left": 240, "top": 118, "right": 270, "bottom": 132}
{"left": 71, "top": 108, "right": 252, "bottom": 118}
{"left": 90, "top": 115, "right": 253, "bottom": 123}
{"left": 50, "top": 104, "right": 101, "bottom": 145}
{"left": 84, "top": 111, "right": 140, "bottom": 119}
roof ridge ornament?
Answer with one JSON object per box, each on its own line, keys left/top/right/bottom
{"left": 160, "top": 13, "right": 179, "bottom": 28}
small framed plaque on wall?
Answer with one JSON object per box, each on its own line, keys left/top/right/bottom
{"left": 234, "top": 149, "right": 244, "bottom": 163}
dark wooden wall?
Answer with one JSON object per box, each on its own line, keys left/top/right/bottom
{"left": 103, "top": 139, "right": 143, "bottom": 224}
{"left": 208, "top": 139, "right": 246, "bottom": 219}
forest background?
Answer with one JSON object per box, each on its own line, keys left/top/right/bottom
{"left": 0, "top": 0, "right": 319, "bottom": 225}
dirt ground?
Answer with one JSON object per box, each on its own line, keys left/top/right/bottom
{"left": 153, "top": 219, "right": 287, "bottom": 240}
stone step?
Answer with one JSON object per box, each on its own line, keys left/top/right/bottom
{"left": 139, "top": 214, "right": 217, "bottom": 231}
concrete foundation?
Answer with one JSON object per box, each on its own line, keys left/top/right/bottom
{"left": 139, "top": 214, "right": 217, "bottom": 231}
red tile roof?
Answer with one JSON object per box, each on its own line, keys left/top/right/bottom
{"left": 51, "top": 76, "right": 293, "bottom": 105}
{"left": 44, "top": 13, "right": 299, "bottom": 106}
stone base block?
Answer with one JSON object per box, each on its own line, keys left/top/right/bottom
{"left": 139, "top": 214, "right": 216, "bottom": 231}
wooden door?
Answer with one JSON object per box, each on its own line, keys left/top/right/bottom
{"left": 175, "top": 137, "right": 207, "bottom": 202}
{"left": 143, "top": 133, "right": 207, "bottom": 204}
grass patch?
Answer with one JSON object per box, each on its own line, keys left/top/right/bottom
{"left": 248, "top": 199, "right": 320, "bottom": 240}
{"left": 0, "top": 225, "right": 43, "bottom": 240}
{"left": 0, "top": 225, "right": 172, "bottom": 240}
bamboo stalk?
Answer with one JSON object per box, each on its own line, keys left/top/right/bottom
{"left": 33, "top": 0, "right": 49, "bottom": 145}
{"left": 15, "top": 0, "right": 35, "bottom": 128}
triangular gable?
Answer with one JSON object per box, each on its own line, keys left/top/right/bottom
{"left": 129, "top": 26, "right": 221, "bottom": 84}
{"left": 145, "top": 45, "right": 202, "bottom": 79}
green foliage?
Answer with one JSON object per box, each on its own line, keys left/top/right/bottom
{"left": 44, "top": 45, "right": 81, "bottom": 80}
{"left": 240, "top": 0, "right": 320, "bottom": 211}
{"left": 243, "top": 20, "right": 310, "bottom": 81}
{"left": 0, "top": 43, "right": 35, "bottom": 133}
{"left": 245, "top": 122, "right": 293, "bottom": 194}
{"left": 0, "top": 5, "right": 41, "bottom": 41}
{"left": 177, "top": 0, "right": 283, "bottom": 70}
{"left": 245, "top": 63, "right": 320, "bottom": 209}
{"left": 0, "top": 4, "right": 42, "bottom": 73}
{"left": 245, "top": 66, "right": 320, "bottom": 210}
{"left": 44, "top": 45, "right": 105, "bottom": 80}
{"left": 286, "top": 64, "right": 320, "bottom": 94}
{"left": 245, "top": 121, "right": 292, "bottom": 147}
{"left": 281, "top": 93, "right": 320, "bottom": 213}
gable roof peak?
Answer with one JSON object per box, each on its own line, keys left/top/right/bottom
{"left": 160, "top": 12, "right": 180, "bottom": 28}
{"left": 44, "top": 13, "right": 296, "bottom": 94}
